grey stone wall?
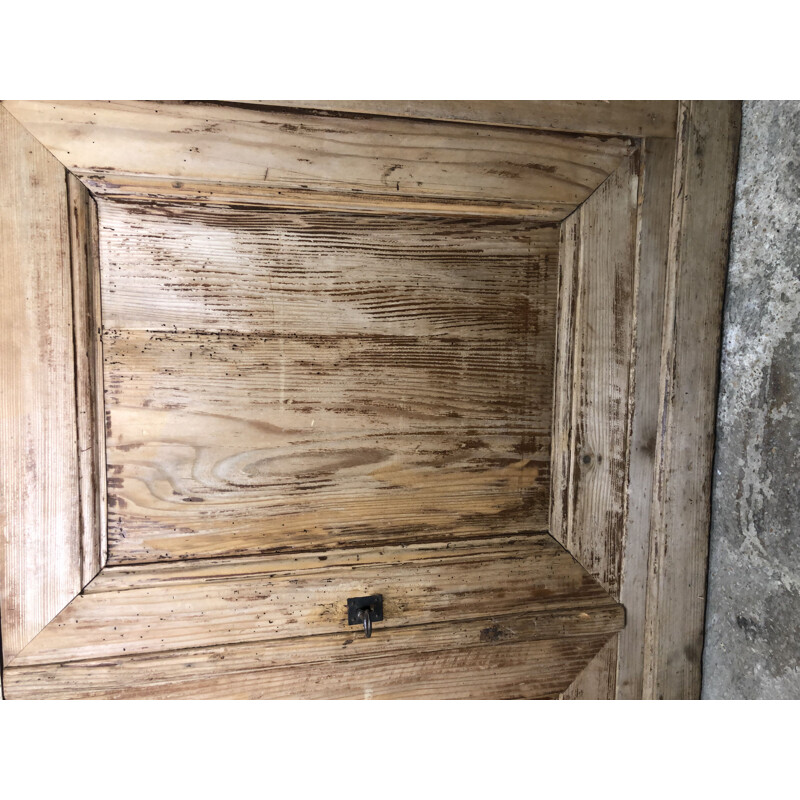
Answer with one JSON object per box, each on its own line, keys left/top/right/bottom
{"left": 702, "top": 101, "right": 800, "bottom": 698}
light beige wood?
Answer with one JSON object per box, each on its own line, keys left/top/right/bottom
{"left": 99, "top": 201, "right": 557, "bottom": 563}
{"left": 1, "top": 100, "right": 740, "bottom": 700}
{"left": 79, "top": 174, "right": 575, "bottom": 221}
{"left": 643, "top": 101, "right": 741, "bottom": 699}
{"left": 258, "top": 101, "right": 679, "bottom": 139}
{"left": 7, "top": 535, "right": 623, "bottom": 695}
{"left": 551, "top": 155, "right": 639, "bottom": 698}
{"left": 615, "top": 138, "right": 676, "bottom": 699}
{"left": 67, "top": 174, "right": 108, "bottom": 581}
{"left": 1, "top": 101, "right": 633, "bottom": 220}
{"left": 4, "top": 605, "right": 622, "bottom": 699}
{"left": 6, "top": 635, "right": 613, "bottom": 700}
{"left": 0, "top": 107, "right": 83, "bottom": 663}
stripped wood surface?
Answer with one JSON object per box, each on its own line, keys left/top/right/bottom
{"left": 561, "top": 638, "right": 618, "bottom": 700}
{"left": 99, "top": 202, "right": 558, "bottom": 563}
{"left": 79, "top": 174, "right": 579, "bottom": 222}
{"left": 0, "top": 107, "right": 83, "bottom": 663}
{"left": 615, "top": 138, "right": 675, "bottom": 699}
{"left": 1, "top": 100, "right": 739, "bottom": 699}
{"left": 643, "top": 102, "right": 741, "bottom": 699}
{"left": 67, "top": 174, "right": 108, "bottom": 582}
{"left": 7, "top": 535, "right": 623, "bottom": 670}
{"left": 551, "top": 155, "right": 639, "bottom": 591}
{"left": 551, "top": 154, "right": 639, "bottom": 698}
{"left": 258, "top": 101, "right": 679, "bottom": 139}
{"left": 6, "top": 631, "right": 615, "bottom": 700}
{"left": 5, "top": 569, "right": 622, "bottom": 697}
{"left": 1, "top": 101, "right": 633, "bottom": 219}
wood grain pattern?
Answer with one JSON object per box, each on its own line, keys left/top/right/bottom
{"left": 643, "top": 102, "right": 741, "bottom": 699}
{"left": 67, "top": 174, "right": 107, "bottom": 582}
{"left": 5, "top": 631, "right": 616, "bottom": 700}
{"left": 0, "top": 107, "right": 82, "bottom": 663}
{"left": 615, "top": 138, "right": 675, "bottom": 699}
{"left": 552, "top": 156, "right": 639, "bottom": 591}
{"left": 1, "top": 101, "right": 633, "bottom": 219}
{"left": 99, "top": 202, "right": 558, "bottom": 563}
{"left": 551, "top": 155, "right": 639, "bottom": 698}
{"left": 560, "top": 637, "right": 618, "bottom": 700}
{"left": 257, "top": 101, "right": 679, "bottom": 139}
{"left": 8, "top": 535, "right": 623, "bottom": 669}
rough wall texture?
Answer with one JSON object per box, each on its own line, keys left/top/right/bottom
{"left": 702, "top": 100, "right": 800, "bottom": 699}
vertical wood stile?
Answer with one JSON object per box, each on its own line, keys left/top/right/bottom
{"left": 0, "top": 107, "right": 83, "bottom": 663}
{"left": 643, "top": 101, "right": 741, "bottom": 699}
{"left": 615, "top": 138, "right": 676, "bottom": 699}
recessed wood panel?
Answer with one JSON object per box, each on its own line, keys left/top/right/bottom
{"left": 99, "top": 201, "right": 559, "bottom": 563}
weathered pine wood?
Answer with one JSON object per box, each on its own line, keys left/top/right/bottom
{"left": 258, "top": 101, "right": 679, "bottom": 139}
{"left": 3, "top": 605, "right": 623, "bottom": 699}
{"left": 6, "top": 633, "right": 614, "bottom": 700}
{"left": 643, "top": 101, "right": 741, "bottom": 699}
{"left": 551, "top": 154, "right": 639, "bottom": 698}
{"left": 560, "top": 638, "right": 618, "bottom": 699}
{"left": 550, "top": 209, "right": 579, "bottom": 550}
{"left": 99, "top": 202, "right": 558, "bottom": 563}
{"left": 67, "top": 174, "right": 107, "bottom": 582}
{"left": 1, "top": 101, "right": 633, "bottom": 220}
{"left": 0, "top": 107, "right": 83, "bottom": 663}
{"left": 78, "top": 175, "right": 580, "bottom": 222}
{"left": 8, "top": 535, "right": 623, "bottom": 669}
{"left": 615, "top": 138, "right": 676, "bottom": 699}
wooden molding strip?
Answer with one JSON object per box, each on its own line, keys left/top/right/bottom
{"left": 256, "top": 101, "right": 679, "bottom": 139}
{"left": 615, "top": 138, "right": 676, "bottom": 699}
{"left": 67, "top": 174, "right": 108, "bottom": 583}
{"left": 643, "top": 101, "right": 741, "bottom": 699}
{"left": 1, "top": 101, "right": 634, "bottom": 220}
{"left": 0, "top": 107, "right": 85, "bottom": 663}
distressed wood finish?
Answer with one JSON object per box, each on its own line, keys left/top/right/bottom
{"left": 615, "top": 138, "right": 675, "bottom": 699}
{"left": 1, "top": 100, "right": 741, "bottom": 699}
{"left": 10, "top": 534, "right": 615, "bottom": 665}
{"left": 260, "top": 101, "right": 679, "bottom": 139}
{"left": 1, "top": 101, "right": 634, "bottom": 220}
{"left": 0, "top": 107, "right": 83, "bottom": 662}
{"left": 643, "top": 102, "right": 741, "bottom": 699}
{"left": 3, "top": 535, "right": 625, "bottom": 698}
{"left": 551, "top": 155, "right": 639, "bottom": 698}
{"left": 551, "top": 155, "right": 639, "bottom": 590}
{"left": 6, "top": 631, "right": 616, "bottom": 700}
{"left": 67, "top": 174, "right": 108, "bottom": 582}
{"left": 99, "top": 202, "right": 558, "bottom": 563}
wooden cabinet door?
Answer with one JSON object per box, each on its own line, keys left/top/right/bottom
{"left": 0, "top": 101, "right": 739, "bottom": 699}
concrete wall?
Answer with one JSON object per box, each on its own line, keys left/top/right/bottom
{"left": 702, "top": 101, "right": 800, "bottom": 698}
